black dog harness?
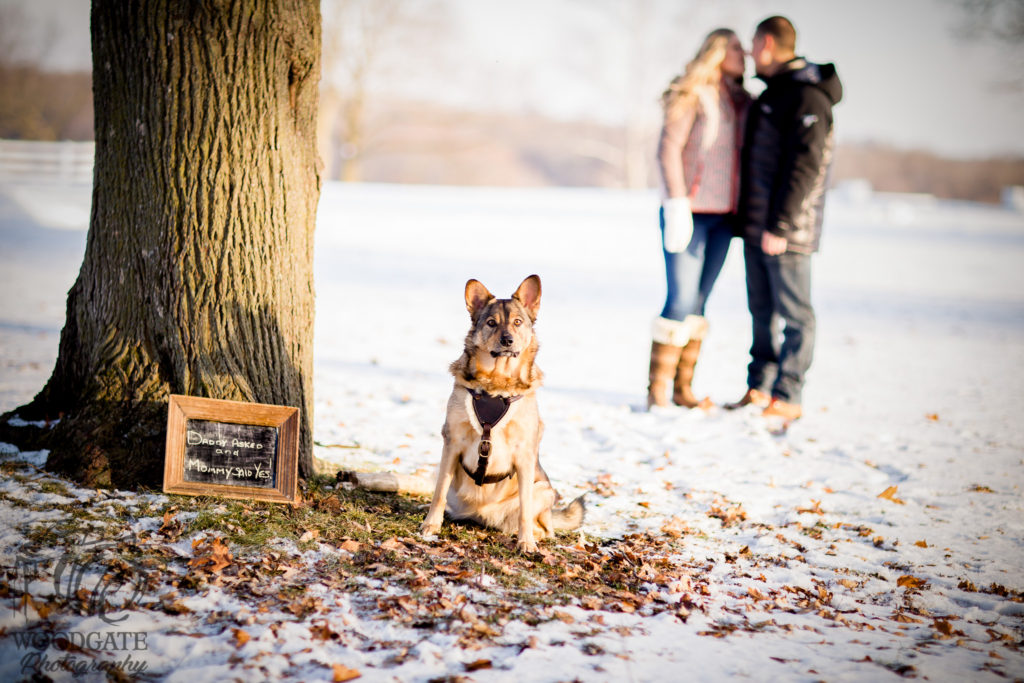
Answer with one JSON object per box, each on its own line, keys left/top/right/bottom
{"left": 462, "top": 389, "right": 522, "bottom": 486}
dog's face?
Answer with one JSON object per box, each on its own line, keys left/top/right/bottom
{"left": 464, "top": 275, "right": 541, "bottom": 360}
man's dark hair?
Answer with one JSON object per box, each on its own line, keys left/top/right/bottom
{"left": 756, "top": 15, "right": 796, "bottom": 52}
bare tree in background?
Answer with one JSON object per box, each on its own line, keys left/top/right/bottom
{"left": 319, "top": 0, "right": 448, "bottom": 181}
{"left": 621, "top": 2, "right": 659, "bottom": 190}
{"left": 0, "top": 5, "right": 91, "bottom": 140}
{"left": 558, "top": 1, "right": 661, "bottom": 189}
{"left": 959, "top": 0, "right": 1024, "bottom": 42}
{"left": 0, "top": 4, "right": 47, "bottom": 65}
{"left": 564, "top": 0, "right": 748, "bottom": 189}
{"left": 955, "top": 0, "right": 1024, "bottom": 88}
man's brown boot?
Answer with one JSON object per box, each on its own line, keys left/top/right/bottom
{"left": 724, "top": 388, "right": 771, "bottom": 410}
{"left": 647, "top": 341, "right": 683, "bottom": 408}
{"left": 762, "top": 398, "right": 802, "bottom": 421}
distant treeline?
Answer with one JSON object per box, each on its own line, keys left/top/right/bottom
{"left": 0, "top": 67, "right": 92, "bottom": 141}
{"left": 831, "top": 144, "right": 1024, "bottom": 204}
{"left": 2, "top": 66, "right": 1020, "bottom": 204}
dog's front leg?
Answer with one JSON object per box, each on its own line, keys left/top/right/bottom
{"left": 421, "top": 430, "right": 458, "bottom": 537}
{"left": 515, "top": 455, "right": 538, "bottom": 553}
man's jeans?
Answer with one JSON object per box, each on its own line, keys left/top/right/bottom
{"left": 660, "top": 212, "right": 734, "bottom": 321}
{"left": 743, "top": 243, "right": 815, "bottom": 404}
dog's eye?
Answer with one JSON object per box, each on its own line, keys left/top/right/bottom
{"left": 486, "top": 319, "right": 497, "bottom": 328}
{"left": 513, "top": 318, "right": 523, "bottom": 327}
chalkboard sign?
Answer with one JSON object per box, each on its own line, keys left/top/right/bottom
{"left": 182, "top": 419, "right": 278, "bottom": 488}
{"left": 164, "top": 395, "right": 299, "bottom": 505}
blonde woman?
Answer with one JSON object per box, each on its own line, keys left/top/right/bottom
{"left": 647, "top": 28, "right": 750, "bottom": 409}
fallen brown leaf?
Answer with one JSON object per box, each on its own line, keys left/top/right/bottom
{"left": 310, "top": 621, "right": 339, "bottom": 641}
{"left": 586, "top": 473, "right": 618, "bottom": 497}
{"left": 333, "top": 664, "right": 361, "bottom": 682}
{"left": 317, "top": 497, "right": 342, "bottom": 513}
{"left": 796, "top": 499, "right": 824, "bottom": 515}
{"left": 159, "top": 510, "right": 183, "bottom": 540}
{"left": 877, "top": 486, "right": 905, "bottom": 505}
{"left": 189, "top": 536, "right": 233, "bottom": 573}
{"left": 19, "top": 595, "right": 52, "bottom": 618}
{"left": 708, "top": 499, "right": 747, "bottom": 526}
{"left": 897, "top": 575, "right": 928, "bottom": 591}
{"left": 933, "top": 619, "right": 954, "bottom": 637}
{"left": 893, "top": 611, "right": 922, "bottom": 623}
{"left": 232, "top": 628, "right": 250, "bottom": 647}
{"left": 161, "top": 599, "right": 191, "bottom": 615}
{"left": 380, "top": 537, "right": 405, "bottom": 551}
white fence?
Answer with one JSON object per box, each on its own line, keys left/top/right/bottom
{"left": 0, "top": 139, "right": 95, "bottom": 184}
{"left": 1003, "top": 186, "right": 1024, "bottom": 212}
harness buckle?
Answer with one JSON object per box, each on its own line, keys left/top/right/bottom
{"left": 479, "top": 439, "right": 492, "bottom": 456}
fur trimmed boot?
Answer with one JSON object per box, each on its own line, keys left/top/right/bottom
{"left": 673, "top": 338, "right": 703, "bottom": 407}
{"left": 647, "top": 340, "right": 683, "bottom": 408}
{"left": 672, "top": 315, "right": 709, "bottom": 408}
{"left": 647, "top": 316, "right": 694, "bottom": 409}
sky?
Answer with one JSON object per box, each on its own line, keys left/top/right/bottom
{"left": 4, "top": 0, "right": 1023, "bottom": 159}
{"left": 441, "top": 0, "right": 1024, "bottom": 158}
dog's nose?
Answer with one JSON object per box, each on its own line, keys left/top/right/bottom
{"left": 500, "top": 333, "right": 514, "bottom": 347}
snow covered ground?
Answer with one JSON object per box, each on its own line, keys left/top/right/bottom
{"left": 1, "top": 179, "right": 1023, "bottom": 681}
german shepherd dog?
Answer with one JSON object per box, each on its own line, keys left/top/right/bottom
{"left": 421, "top": 275, "right": 584, "bottom": 552}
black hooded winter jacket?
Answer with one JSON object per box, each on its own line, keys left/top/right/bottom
{"left": 738, "top": 58, "right": 843, "bottom": 254}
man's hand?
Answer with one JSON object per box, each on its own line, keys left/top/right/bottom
{"left": 761, "top": 230, "right": 788, "bottom": 255}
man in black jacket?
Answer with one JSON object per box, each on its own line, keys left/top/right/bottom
{"left": 729, "top": 16, "right": 843, "bottom": 421}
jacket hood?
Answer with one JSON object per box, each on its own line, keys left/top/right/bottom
{"left": 764, "top": 58, "right": 843, "bottom": 105}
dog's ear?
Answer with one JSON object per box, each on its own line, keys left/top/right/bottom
{"left": 465, "top": 279, "right": 495, "bottom": 319}
{"left": 512, "top": 274, "right": 542, "bottom": 321}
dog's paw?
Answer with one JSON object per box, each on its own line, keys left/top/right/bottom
{"left": 517, "top": 538, "right": 539, "bottom": 554}
{"left": 420, "top": 522, "right": 440, "bottom": 538}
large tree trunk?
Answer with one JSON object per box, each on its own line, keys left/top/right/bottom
{"left": 10, "top": 0, "right": 321, "bottom": 488}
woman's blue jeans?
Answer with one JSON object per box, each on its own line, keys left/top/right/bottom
{"left": 659, "top": 211, "right": 734, "bottom": 321}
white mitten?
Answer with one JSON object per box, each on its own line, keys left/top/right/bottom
{"left": 662, "top": 198, "right": 694, "bottom": 253}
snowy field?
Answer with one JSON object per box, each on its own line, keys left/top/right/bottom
{"left": 1, "top": 179, "right": 1023, "bottom": 681}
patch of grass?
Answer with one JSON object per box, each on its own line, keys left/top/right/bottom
{"left": 23, "top": 515, "right": 94, "bottom": 547}
{"left": 175, "top": 482, "right": 426, "bottom": 549}
{"left": 0, "top": 464, "right": 34, "bottom": 481}
{"left": 801, "top": 520, "right": 830, "bottom": 540}
{"left": 36, "top": 479, "right": 70, "bottom": 497}
{"left": 0, "top": 491, "right": 31, "bottom": 508}
{"left": 165, "top": 482, "right": 648, "bottom": 617}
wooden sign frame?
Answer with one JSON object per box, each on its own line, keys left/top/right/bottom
{"left": 164, "top": 394, "right": 300, "bottom": 505}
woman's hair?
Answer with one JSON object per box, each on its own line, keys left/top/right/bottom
{"left": 661, "top": 28, "right": 737, "bottom": 120}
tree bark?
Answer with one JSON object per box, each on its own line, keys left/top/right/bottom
{"left": 9, "top": 0, "right": 321, "bottom": 488}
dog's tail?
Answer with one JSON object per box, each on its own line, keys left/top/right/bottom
{"left": 552, "top": 494, "right": 586, "bottom": 531}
